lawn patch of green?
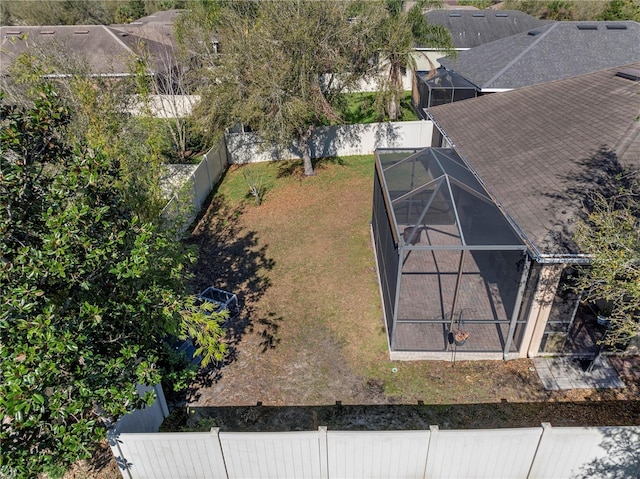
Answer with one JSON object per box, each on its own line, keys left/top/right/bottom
{"left": 338, "top": 91, "right": 417, "bottom": 124}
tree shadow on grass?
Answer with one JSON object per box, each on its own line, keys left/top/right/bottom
{"left": 166, "top": 400, "right": 640, "bottom": 433}
{"left": 184, "top": 193, "right": 278, "bottom": 396}
{"left": 249, "top": 312, "right": 283, "bottom": 353}
{"left": 276, "top": 156, "right": 346, "bottom": 179}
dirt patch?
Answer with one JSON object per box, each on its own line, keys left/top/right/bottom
{"left": 61, "top": 441, "right": 120, "bottom": 479}
{"left": 179, "top": 158, "right": 639, "bottom": 430}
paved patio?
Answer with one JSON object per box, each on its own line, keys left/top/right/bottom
{"left": 533, "top": 356, "right": 626, "bottom": 390}
{"left": 394, "top": 225, "right": 523, "bottom": 352}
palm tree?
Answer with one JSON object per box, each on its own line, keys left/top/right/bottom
{"left": 375, "top": 0, "right": 454, "bottom": 120}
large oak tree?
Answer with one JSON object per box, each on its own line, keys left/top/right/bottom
{"left": 184, "top": 0, "right": 379, "bottom": 176}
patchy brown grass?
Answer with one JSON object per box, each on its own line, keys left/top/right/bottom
{"left": 178, "top": 155, "right": 640, "bottom": 430}
{"left": 71, "top": 156, "right": 640, "bottom": 476}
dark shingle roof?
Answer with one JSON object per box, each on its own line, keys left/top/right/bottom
{"left": 424, "top": 9, "right": 549, "bottom": 49}
{"left": 426, "top": 64, "right": 640, "bottom": 257}
{"left": 439, "top": 21, "right": 640, "bottom": 90}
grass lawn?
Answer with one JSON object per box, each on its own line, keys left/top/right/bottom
{"left": 338, "top": 91, "right": 418, "bottom": 124}
{"left": 180, "top": 155, "right": 640, "bottom": 430}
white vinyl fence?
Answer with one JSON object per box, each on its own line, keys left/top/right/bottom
{"left": 161, "top": 137, "right": 229, "bottom": 229}
{"left": 110, "top": 424, "right": 640, "bottom": 479}
{"left": 129, "top": 95, "right": 200, "bottom": 118}
{"left": 226, "top": 121, "right": 434, "bottom": 164}
{"left": 160, "top": 121, "right": 432, "bottom": 229}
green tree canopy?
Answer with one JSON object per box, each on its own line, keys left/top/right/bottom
{"left": 182, "top": 0, "right": 379, "bottom": 176}
{"left": 0, "top": 0, "right": 187, "bottom": 26}
{"left": 374, "top": 0, "right": 455, "bottom": 120}
{"left": 574, "top": 181, "right": 640, "bottom": 348}
{"left": 598, "top": 0, "right": 640, "bottom": 21}
{"left": 0, "top": 84, "right": 226, "bottom": 478}
{"left": 5, "top": 46, "right": 174, "bottom": 221}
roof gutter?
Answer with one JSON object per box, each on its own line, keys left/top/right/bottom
{"left": 535, "top": 253, "right": 591, "bottom": 265}
{"left": 479, "top": 88, "right": 512, "bottom": 93}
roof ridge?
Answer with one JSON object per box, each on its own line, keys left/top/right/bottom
{"left": 482, "top": 22, "right": 558, "bottom": 88}
{"left": 102, "top": 24, "right": 136, "bottom": 57}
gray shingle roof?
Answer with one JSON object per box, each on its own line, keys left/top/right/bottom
{"left": 426, "top": 64, "right": 640, "bottom": 257}
{"left": 0, "top": 25, "right": 136, "bottom": 75}
{"left": 0, "top": 11, "right": 182, "bottom": 76}
{"left": 424, "top": 9, "right": 549, "bottom": 49}
{"left": 439, "top": 21, "right": 640, "bottom": 90}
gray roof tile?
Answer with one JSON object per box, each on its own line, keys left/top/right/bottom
{"left": 424, "top": 9, "right": 549, "bottom": 49}
{"left": 0, "top": 13, "right": 181, "bottom": 76}
{"left": 439, "top": 21, "right": 640, "bottom": 90}
{"left": 427, "top": 64, "right": 640, "bottom": 256}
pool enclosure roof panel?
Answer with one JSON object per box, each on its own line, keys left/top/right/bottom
{"left": 376, "top": 148, "right": 526, "bottom": 250}
{"left": 417, "top": 68, "right": 478, "bottom": 90}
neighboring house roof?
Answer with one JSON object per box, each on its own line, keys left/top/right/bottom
{"left": 109, "top": 9, "right": 182, "bottom": 50}
{"left": 423, "top": 9, "right": 549, "bottom": 49}
{"left": 426, "top": 64, "right": 640, "bottom": 259}
{"left": 127, "top": 9, "right": 184, "bottom": 26}
{"left": 1, "top": 25, "right": 137, "bottom": 75}
{"left": 0, "top": 10, "right": 183, "bottom": 76}
{"left": 439, "top": 21, "right": 640, "bottom": 91}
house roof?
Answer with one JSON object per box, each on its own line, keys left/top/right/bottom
{"left": 125, "top": 9, "right": 184, "bottom": 26}
{"left": 426, "top": 64, "right": 640, "bottom": 259}
{"left": 438, "top": 21, "right": 640, "bottom": 91}
{"left": 423, "top": 9, "right": 549, "bottom": 49}
{"left": 0, "top": 11, "right": 183, "bottom": 76}
{"left": 109, "top": 9, "right": 182, "bottom": 49}
{"left": 0, "top": 25, "right": 137, "bottom": 75}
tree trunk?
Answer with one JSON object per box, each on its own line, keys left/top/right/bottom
{"left": 300, "top": 128, "right": 315, "bottom": 176}
{"left": 388, "top": 95, "right": 399, "bottom": 121}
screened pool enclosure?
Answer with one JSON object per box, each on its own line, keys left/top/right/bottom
{"left": 372, "top": 148, "right": 531, "bottom": 358}
{"left": 412, "top": 69, "right": 477, "bottom": 117}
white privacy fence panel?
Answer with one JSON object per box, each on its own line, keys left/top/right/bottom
{"left": 226, "top": 121, "right": 434, "bottom": 164}
{"left": 528, "top": 425, "right": 640, "bottom": 479}
{"left": 425, "top": 427, "right": 542, "bottom": 479}
{"left": 161, "top": 138, "right": 229, "bottom": 231}
{"left": 327, "top": 430, "right": 430, "bottom": 479}
{"left": 114, "top": 384, "right": 169, "bottom": 435}
{"left": 112, "top": 424, "right": 640, "bottom": 479}
{"left": 115, "top": 431, "right": 227, "bottom": 479}
{"left": 193, "top": 160, "right": 212, "bottom": 209}
{"left": 221, "top": 431, "right": 323, "bottom": 479}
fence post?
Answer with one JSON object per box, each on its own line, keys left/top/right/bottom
{"left": 423, "top": 425, "right": 439, "bottom": 479}
{"left": 211, "top": 427, "right": 230, "bottom": 479}
{"left": 527, "top": 422, "right": 551, "bottom": 479}
{"left": 108, "top": 429, "right": 134, "bottom": 479}
{"left": 318, "top": 426, "right": 329, "bottom": 479}
{"left": 153, "top": 383, "right": 169, "bottom": 419}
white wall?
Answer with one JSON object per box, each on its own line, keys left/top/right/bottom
{"left": 226, "top": 120, "right": 434, "bottom": 164}
{"left": 128, "top": 95, "right": 200, "bottom": 118}
{"left": 111, "top": 424, "right": 640, "bottom": 479}
{"left": 161, "top": 138, "right": 228, "bottom": 230}
{"left": 112, "top": 384, "right": 169, "bottom": 435}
